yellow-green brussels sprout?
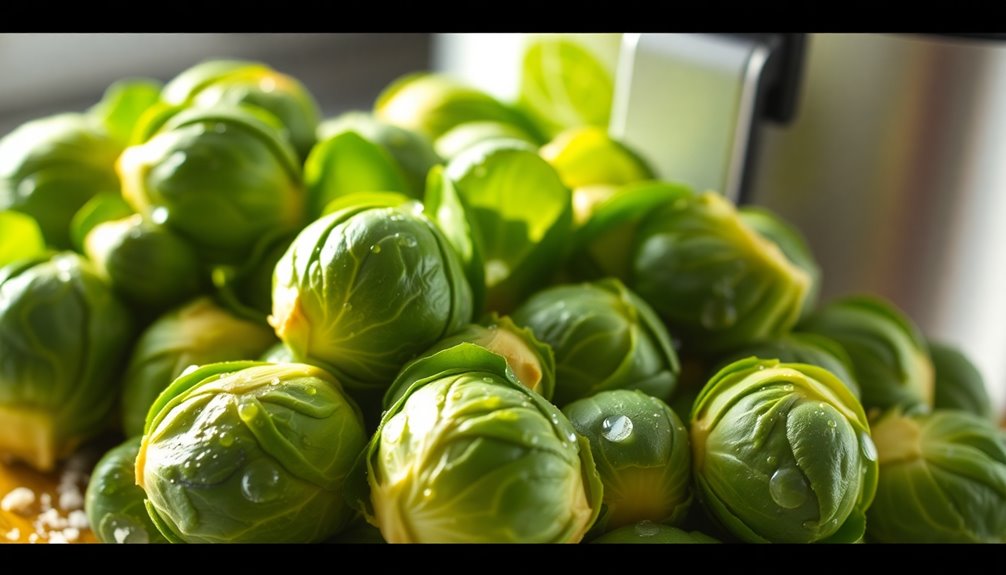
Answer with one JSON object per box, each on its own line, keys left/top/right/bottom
{"left": 0, "top": 211, "right": 46, "bottom": 268}
{"left": 359, "top": 344, "right": 602, "bottom": 543}
{"left": 270, "top": 196, "right": 472, "bottom": 391}
{"left": 691, "top": 357, "right": 878, "bottom": 543}
{"left": 376, "top": 73, "right": 540, "bottom": 143}
{"left": 137, "top": 361, "right": 367, "bottom": 543}
{"left": 434, "top": 120, "right": 537, "bottom": 161}
{"left": 632, "top": 191, "right": 811, "bottom": 355}
{"left": 0, "top": 113, "right": 121, "bottom": 249}
{"left": 88, "top": 78, "right": 163, "bottom": 147}
{"left": 539, "top": 126, "right": 653, "bottom": 190}
{"left": 211, "top": 231, "right": 295, "bottom": 325}
{"left": 120, "top": 297, "right": 277, "bottom": 437}
{"left": 511, "top": 278, "right": 679, "bottom": 406}
{"left": 0, "top": 252, "right": 133, "bottom": 471}
{"left": 84, "top": 437, "right": 168, "bottom": 544}
{"left": 163, "top": 60, "right": 320, "bottom": 159}
{"left": 563, "top": 390, "right": 692, "bottom": 531}
{"left": 867, "top": 409, "right": 1006, "bottom": 543}
{"left": 798, "top": 295, "right": 934, "bottom": 414}
{"left": 591, "top": 521, "right": 719, "bottom": 543}
{"left": 118, "top": 106, "right": 304, "bottom": 266}
{"left": 84, "top": 214, "right": 205, "bottom": 314}
{"left": 928, "top": 341, "right": 995, "bottom": 422}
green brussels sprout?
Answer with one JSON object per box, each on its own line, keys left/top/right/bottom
{"left": 120, "top": 296, "right": 277, "bottom": 437}
{"left": 539, "top": 126, "right": 653, "bottom": 190}
{"left": 0, "top": 211, "right": 45, "bottom": 268}
{"left": 867, "top": 409, "right": 1006, "bottom": 543}
{"left": 691, "top": 357, "right": 878, "bottom": 543}
{"left": 428, "top": 140, "right": 573, "bottom": 313}
{"left": 511, "top": 278, "right": 679, "bottom": 406}
{"left": 716, "top": 333, "right": 860, "bottom": 399}
{"left": 88, "top": 78, "right": 163, "bottom": 147}
{"left": 563, "top": 390, "right": 692, "bottom": 531}
{"left": 117, "top": 106, "right": 304, "bottom": 266}
{"left": 69, "top": 192, "right": 134, "bottom": 252}
{"left": 211, "top": 231, "right": 295, "bottom": 325}
{"left": 632, "top": 191, "right": 812, "bottom": 355}
{"left": 738, "top": 206, "right": 821, "bottom": 320}
{"left": 518, "top": 35, "right": 619, "bottom": 139}
{"left": 375, "top": 72, "right": 540, "bottom": 143}
{"left": 0, "top": 113, "right": 121, "bottom": 249}
{"left": 0, "top": 252, "right": 133, "bottom": 471}
{"left": 84, "top": 437, "right": 168, "bottom": 544}
{"left": 798, "top": 295, "right": 934, "bottom": 414}
{"left": 359, "top": 344, "right": 602, "bottom": 543}
{"left": 317, "top": 111, "right": 441, "bottom": 200}
{"left": 163, "top": 60, "right": 320, "bottom": 159}
{"left": 591, "top": 521, "right": 720, "bottom": 544}
{"left": 270, "top": 196, "right": 472, "bottom": 390}
{"left": 928, "top": 341, "right": 995, "bottom": 422}
{"left": 434, "top": 120, "right": 537, "bottom": 161}
{"left": 389, "top": 313, "right": 555, "bottom": 404}
{"left": 84, "top": 214, "right": 205, "bottom": 314}
{"left": 137, "top": 361, "right": 367, "bottom": 543}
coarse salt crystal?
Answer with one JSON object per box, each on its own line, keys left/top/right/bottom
{"left": 58, "top": 486, "right": 83, "bottom": 511}
{"left": 1, "top": 487, "right": 36, "bottom": 515}
{"left": 67, "top": 509, "right": 89, "bottom": 530}
{"left": 5, "top": 528, "right": 20, "bottom": 541}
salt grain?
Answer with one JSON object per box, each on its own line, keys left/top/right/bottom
{"left": 1, "top": 487, "right": 36, "bottom": 515}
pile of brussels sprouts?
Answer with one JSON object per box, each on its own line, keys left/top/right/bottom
{"left": 1, "top": 56, "right": 1004, "bottom": 545}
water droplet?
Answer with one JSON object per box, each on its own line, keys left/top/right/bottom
{"left": 782, "top": 384, "right": 794, "bottom": 392}
{"left": 237, "top": 403, "right": 259, "bottom": 423}
{"left": 566, "top": 432, "right": 577, "bottom": 443}
{"left": 827, "top": 419, "right": 837, "bottom": 428}
{"left": 240, "top": 461, "right": 282, "bottom": 503}
{"left": 422, "top": 488, "right": 434, "bottom": 498}
{"left": 766, "top": 455, "right": 777, "bottom": 467}
{"left": 218, "top": 430, "right": 234, "bottom": 447}
{"left": 151, "top": 207, "right": 169, "bottom": 225}
{"left": 634, "top": 520, "right": 661, "bottom": 537}
{"left": 342, "top": 302, "right": 352, "bottom": 311}
{"left": 801, "top": 520, "right": 818, "bottom": 531}
{"left": 370, "top": 244, "right": 382, "bottom": 254}
{"left": 601, "top": 415, "right": 633, "bottom": 442}
{"left": 549, "top": 413, "right": 560, "bottom": 425}
{"left": 397, "top": 234, "right": 418, "bottom": 248}
{"left": 769, "top": 468, "right": 810, "bottom": 509}
{"left": 860, "top": 432, "right": 877, "bottom": 462}
{"left": 481, "top": 376, "right": 494, "bottom": 383}
{"left": 270, "top": 377, "right": 281, "bottom": 386}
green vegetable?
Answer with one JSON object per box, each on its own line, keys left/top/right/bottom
{"left": 564, "top": 390, "right": 692, "bottom": 531}
{"left": 88, "top": 78, "right": 163, "bottom": 147}
{"left": 270, "top": 195, "right": 472, "bottom": 390}
{"left": 120, "top": 297, "right": 277, "bottom": 437}
{"left": 259, "top": 342, "right": 297, "bottom": 364}
{"left": 867, "top": 409, "right": 1006, "bottom": 543}
{"left": 929, "top": 341, "right": 995, "bottom": 422}
{"left": 0, "top": 113, "right": 121, "bottom": 249}
{"left": 691, "top": 357, "right": 878, "bottom": 543}
{"left": 0, "top": 252, "right": 133, "bottom": 471}
{"left": 511, "top": 278, "right": 679, "bottom": 406}
{"left": 359, "top": 344, "right": 602, "bottom": 543}
{"left": 210, "top": 231, "right": 295, "bottom": 325}
{"left": 0, "top": 211, "right": 46, "bottom": 268}
{"left": 68, "top": 192, "right": 134, "bottom": 252}
{"left": 632, "top": 191, "right": 811, "bottom": 355}
{"left": 118, "top": 106, "right": 305, "bottom": 266}
{"left": 137, "top": 361, "right": 367, "bottom": 543}
{"left": 591, "top": 521, "right": 719, "bottom": 544}
{"left": 84, "top": 437, "right": 168, "bottom": 544}
{"left": 539, "top": 126, "right": 653, "bottom": 190}
{"left": 84, "top": 214, "right": 205, "bottom": 314}
{"left": 798, "top": 295, "right": 934, "bottom": 414}
{"left": 163, "top": 60, "right": 320, "bottom": 159}
{"left": 434, "top": 120, "right": 537, "bottom": 161}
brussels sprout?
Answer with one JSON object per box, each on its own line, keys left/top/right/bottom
{"left": 259, "top": 342, "right": 297, "bottom": 364}
{"left": 929, "top": 341, "right": 995, "bottom": 422}
{"left": 163, "top": 60, "right": 320, "bottom": 159}
{"left": 716, "top": 333, "right": 860, "bottom": 398}
{"left": 429, "top": 140, "right": 573, "bottom": 313}
{"left": 632, "top": 191, "right": 811, "bottom": 355}
{"left": 867, "top": 409, "right": 1006, "bottom": 543}
{"left": 211, "top": 231, "right": 295, "bottom": 325}
{"left": 591, "top": 521, "right": 720, "bottom": 544}
{"left": 518, "top": 35, "right": 619, "bottom": 139}
{"left": 388, "top": 313, "right": 555, "bottom": 405}
{"left": 84, "top": 214, "right": 205, "bottom": 314}
{"left": 137, "top": 361, "right": 367, "bottom": 543}
{"left": 0, "top": 252, "right": 133, "bottom": 471}
{"left": 84, "top": 437, "right": 168, "bottom": 544}
{"left": 798, "top": 295, "right": 934, "bottom": 414}
{"left": 120, "top": 297, "right": 276, "bottom": 437}
{"left": 69, "top": 192, "right": 134, "bottom": 252}
{"left": 270, "top": 196, "right": 472, "bottom": 390}
{"left": 117, "top": 106, "right": 304, "bottom": 266}
{"left": 539, "top": 126, "right": 653, "bottom": 190}
{"left": 0, "top": 113, "right": 121, "bottom": 249}
{"left": 360, "top": 344, "right": 602, "bottom": 543}
{"left": 375, "top": 72, "right": 540, "bottom": 143}
{"left": 317, "top": 111, "right": 441, "bottom": 199}
{"left": 511, "top": 278, "right": 679, "bottom": 406}
{"left": 738, "top": 206, "right": 821, "bottom": 320}
{"left": 88, "top": 78, "right": 163, "bottom": 147}
{"left": 690, "top": 357, "right": 878, "bottom": 543}
{"left": 563, "top": 390, "right": 692, "bottom": 531}
{"left": 0, "top": 211, "right": 45, "bottom": 268}
{"left": 434, "top": 120, "right": 537, "bottom": 161}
